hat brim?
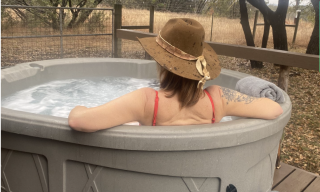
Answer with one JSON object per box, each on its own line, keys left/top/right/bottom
{"left": 138, "top": 37, "right": 221, "bottom": 81}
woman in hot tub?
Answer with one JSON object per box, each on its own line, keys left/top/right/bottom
{"left": 68, "top": 18, "right": 283, "bottom": 132}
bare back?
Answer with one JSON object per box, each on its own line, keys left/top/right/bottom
{"left": 140, "top": 85, "right": 224, "bottom": 126}
{"left": 69, "top": 85, "right": 282, "bottom": 132}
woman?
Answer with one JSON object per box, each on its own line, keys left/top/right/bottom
{"left": 68, "top": 18, "right": 283, "bottom": 132}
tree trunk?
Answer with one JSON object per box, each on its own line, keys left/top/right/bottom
{"left": 73, "top": 10, "right": 94, "bottom": 27}
{"left": 261, "top": 17, "right": 270, "bottom": 48}
{"left": 51, "top": 9, "right": 59, "bottom": 30}
{"left": 278, "top": 66, "right": 290, "bottom": 92}
{"left": 306, "top": 0, "right": 319, "bottom": 55}
{"left": 50, "top": 1, "right": 60, "bottom": 30}
{"left": 270, "top": 1, "right": 290, "bottom": 91}
{"left": 239, "top": 0, "right": 263, "bottom": 68}
{"left": 270, "top": 20, "right": 288, "bottom": 51}
{"left": 67, "top": 11, "right": 79, "bottom": 29}
{"left": 73, "top": 0, "right": 103, "bottom": 27}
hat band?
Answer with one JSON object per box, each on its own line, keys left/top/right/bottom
{"left": 156, "top": 31, "right": 210, "bottom": 89}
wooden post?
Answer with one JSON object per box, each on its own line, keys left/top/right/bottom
{"left": 252, "top": 10, "right": 259, "bottom": 40}
{"left": 59, "top": 8, "right": 64, "bottom": 58}
{"left": 149, "top": 6, "right": 154, "bottom": 33}
{"left": 210, "top": 13, "right": 214, "bottom": 41}
{"left": 145, "top": 6, "right": 154, "bottom": 60}
{"left": 291, "top": 10, "right": 301, "bottom": 46}
{"left": 113, "top": 4, "right": 122, "bottom": 58}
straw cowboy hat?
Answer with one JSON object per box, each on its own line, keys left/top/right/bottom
{"left": 138, "top": 18, "right": 221, "bottom": 89}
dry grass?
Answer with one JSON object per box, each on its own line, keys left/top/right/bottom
{"left": 1, "top": 8, "right": 319, "bottom": 175}
{"left": 122, "top": 8, "right": 314, "bottom": 49}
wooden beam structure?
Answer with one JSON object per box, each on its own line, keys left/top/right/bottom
{"left": 116, "top": 29, "right": 319, "bottom": 71}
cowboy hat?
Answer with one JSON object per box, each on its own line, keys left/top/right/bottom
{"left": 138, "top": 18, "right": 221, "bottom": 88}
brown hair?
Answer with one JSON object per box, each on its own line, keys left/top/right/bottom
{"left": 158, "top": 64, "right": 204, "bottom": 108}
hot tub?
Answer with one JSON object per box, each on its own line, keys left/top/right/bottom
{"left": 1, "top": 58, "right": 291, "bottom": 192}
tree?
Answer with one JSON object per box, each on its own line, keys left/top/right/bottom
{"left": 3, "top": 0, "right": 103, "bottom": 30}
{"left": 247, "top": 0, "right": 290, "bottom": 92}
{"left": 239, "top": 0, "right": 263, "bottom": 68}
{"left": 67, "top": 0, "right": 103, "bottom": 29}
{"left": 306, "top": 0, "right": 319, "bottom": 55}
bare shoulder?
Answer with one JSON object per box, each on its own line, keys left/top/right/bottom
{"left": 140, "top": 87, "right": 156, "bottom": 97}
{"left": 138, "top": 87, "right": 157, "bottom": 105}
{"left": 205, "top": 85, "right": 225, "bottom": 120}
{"left": 205, "top": 85, "right": 222, "bottom": 97}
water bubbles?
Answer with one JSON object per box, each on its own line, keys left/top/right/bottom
{"left": 2, "top": 77, "right": 160, "bottom": 118}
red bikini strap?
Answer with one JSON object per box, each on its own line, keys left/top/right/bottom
{"left": 204, "top": 90, "right": 215, "bottom": 123}
{"left": 152, "top": 91, "right": 159, "bottom": 126}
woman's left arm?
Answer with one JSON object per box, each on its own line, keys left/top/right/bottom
{"left": 68, "top": 88, "right": 149, "bottom": 132}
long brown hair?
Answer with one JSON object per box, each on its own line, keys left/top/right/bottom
{"left": 158, "top": 64, "right": 204, "bottom": 108}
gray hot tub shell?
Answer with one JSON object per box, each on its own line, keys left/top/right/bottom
{"left": 1, "top": 58, "right": 291, "bottom": 192}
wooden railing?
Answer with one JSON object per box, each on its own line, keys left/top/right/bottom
{"left": 116, "top": 29, "right": 319, "bottom": 71}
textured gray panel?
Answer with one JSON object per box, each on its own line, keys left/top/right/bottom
{"left": 66, "top": 160, "right": 220, "bottom": 192}
{"left": 1, "top": 149, "right": 48, "bottom": 192}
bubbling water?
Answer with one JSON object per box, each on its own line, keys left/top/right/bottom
{"left": 2, "top": 77, "right": 159, "bottom": 118}
{"left": 2, "top": 76, "right": 232, "bottom": 122}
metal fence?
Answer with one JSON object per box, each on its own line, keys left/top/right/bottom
{"left": 1, "top": 5, "right": 113, "bottom": 66}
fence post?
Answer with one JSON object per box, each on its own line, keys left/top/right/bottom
{"left": 59, "top": 8, "right": 64, "bottom": 58}
{"left": 113, "top": 4, "right": 122, "bottom": 58}
{"left": 210, "top": 13, "right": 213, "bottom": 41}
{"left": 252, "top": 10, "right": 259, "bottom": 40}
{"left": 145, "top": 6, "right": 154, "bottom": 60}
{"left": 149, "top": 6, "right": 154, "bottom": 33}
{"left": 291, "top": 10, "right": 301, "bottom": 46}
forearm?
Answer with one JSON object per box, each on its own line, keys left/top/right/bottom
{"left": 220, "top": 87, "right": 283, "bottom": 120}
{"left": 68, "top": 106, "right": 95, "bottom": 132}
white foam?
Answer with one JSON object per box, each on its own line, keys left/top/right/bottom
{"left": 2, "top": 77, "right": 235, "bottom": 123}
{"left": 2, "top": 77, "right": 159, "bottom": 118}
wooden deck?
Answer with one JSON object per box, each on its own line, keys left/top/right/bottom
{"left": 273, "top": 162, "right": 320, "bottom": 192}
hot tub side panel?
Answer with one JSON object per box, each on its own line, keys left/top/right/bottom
{"left": 2, "top": 130, "right": 282, "bottom": 192}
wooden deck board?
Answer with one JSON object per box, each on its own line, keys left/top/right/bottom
{"left": 272, "top": 162, "right": 319, "bottom": 192}
{"left": 273, "top": 162, "right": 295, "bottom": 187}
{"left": 304, "top": 177, "right": 320, "bottom": 192}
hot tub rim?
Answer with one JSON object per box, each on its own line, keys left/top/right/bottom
{"left": 1, "top": 58, "right": 292, "bottom": 151}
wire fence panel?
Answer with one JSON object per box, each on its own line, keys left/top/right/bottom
{"left": 1, "top": 1, "right": 313, "bottom": 66}
{"left": 1, "top": 5, "right": 113, "bottom": 67}
{"left": 114, "top": 2, "right": 247, "bottom": 60}
{"left": 114, "top": 1, "right": 311, "bottom": 60}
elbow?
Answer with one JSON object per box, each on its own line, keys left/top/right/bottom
{"left": 68, "top": 116, "right": 95, "bottom": 132}
{"left": 68, "top": 106, "right": 95, "bottom": 132}
{"left": 68, "top": 115, "right": 82, "bottom": 131}
{"left": 275, "top": 106, "right": 284, "bottom": 119}
{"left": 268, "top": 105, "right": 283, "bottom": 120}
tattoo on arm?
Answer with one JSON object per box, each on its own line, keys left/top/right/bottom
{"left": 220, "top": 87, "right": 256, "bottom": 105}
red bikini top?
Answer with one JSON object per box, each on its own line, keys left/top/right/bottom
{"left": 152, "top": 90, "right": 215, "bottom": 126}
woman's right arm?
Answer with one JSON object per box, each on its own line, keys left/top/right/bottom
{"left": 219, "top": 86, "right": 283, "bottom": 120}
